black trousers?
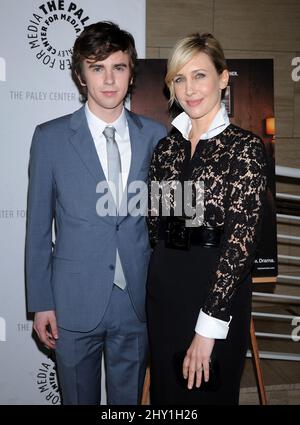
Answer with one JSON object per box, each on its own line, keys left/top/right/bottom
{"left": 146, "top": 241, "right": 252, "bottom": 405}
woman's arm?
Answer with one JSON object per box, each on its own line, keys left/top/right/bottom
{"left": 202, "top": 135, "right": 268, "bottom": 322}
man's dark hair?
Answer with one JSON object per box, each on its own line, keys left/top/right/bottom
{"left": 72, "top": 21, "right": 137, "bottom": 100}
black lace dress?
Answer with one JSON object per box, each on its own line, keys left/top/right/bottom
{"left": 146, "top": 124, "right": 268, "bottom": 405}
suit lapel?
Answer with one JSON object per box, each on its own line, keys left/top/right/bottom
{"left": 69, "top": 106, "right": 106, "bottom": 184}
{"left": 69, "top": 106, "right": 116, "bottom": 224}
{"left": 119, "top": 110, "right": 146, "bottom": 221}
{"left": 125, "top": 109, "right": 145, "bottom": 186}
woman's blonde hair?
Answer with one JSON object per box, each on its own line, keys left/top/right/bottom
{"left": 165, "top": 33, "right": 228, "bottom": 106}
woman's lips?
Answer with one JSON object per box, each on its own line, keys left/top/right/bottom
{"left": 186, "top": 99, "right": 203, "bottom": 107}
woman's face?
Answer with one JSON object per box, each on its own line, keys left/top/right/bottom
{"left": 173, "top": 52, "right": 229, "bottom": 123}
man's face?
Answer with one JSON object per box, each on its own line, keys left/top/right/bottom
{"left": 78, "top": 50, "right": 132, "bottom": 120}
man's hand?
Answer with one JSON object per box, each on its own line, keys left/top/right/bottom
{"left": 33, "top": 310, "right": 58, "bottom": 349}
{"left": 183, "top": 334, "right": 215, "bottom": 389}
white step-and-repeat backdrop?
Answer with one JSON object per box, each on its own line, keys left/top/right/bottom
{"left": 0, "top": 0, "right": 145, "bottom": 404}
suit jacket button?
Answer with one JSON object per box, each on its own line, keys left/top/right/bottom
{"left": 116, "top": 225, "right": 119, "bottom": 231}
{"left": 109, "top": 265, "right": 114, "bottom": 270}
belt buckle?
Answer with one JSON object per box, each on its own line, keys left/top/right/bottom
{"left": 165, "top": 218, "right": 191, "bottom": 251}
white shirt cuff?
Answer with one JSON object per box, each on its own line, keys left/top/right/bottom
{"left": 195, "top": 309, "right": 232, "bottom": 339}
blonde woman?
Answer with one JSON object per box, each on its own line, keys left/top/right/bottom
{"left": 146, "top": 33, "right": 267, "bottom": 405}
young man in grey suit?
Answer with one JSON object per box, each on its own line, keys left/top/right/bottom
{"left": 26, "top": 21, "right": 166, "bottom": 405}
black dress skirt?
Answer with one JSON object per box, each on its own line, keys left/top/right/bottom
{"left": 146, "top": 240, "right": 252, "bottom": 405}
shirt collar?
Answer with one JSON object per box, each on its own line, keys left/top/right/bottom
{"left": 171, "top": 103, "right": 230, "bottom": 140}
{"left": 85, "top": 103, "right": 128, "bottom": 140}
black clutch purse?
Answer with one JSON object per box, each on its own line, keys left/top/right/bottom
{"left": 165, "top": 217, "right": 191, "bottom": 251}
{"left": 173, "top": 351, "right": 221, "bottom": 391}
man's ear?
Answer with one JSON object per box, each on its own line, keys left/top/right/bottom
{"left": 76, "top": 71, "right": 86, "bottom": 87}
{"left": 220, "top": 69, "right": 229, "bottom": 90}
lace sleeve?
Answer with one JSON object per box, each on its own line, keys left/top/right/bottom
{"left": 147, "top": 145, "right": 161, "bottom": 248}
{"left": 202, "top": 136, "right": 268, "bottom": 321}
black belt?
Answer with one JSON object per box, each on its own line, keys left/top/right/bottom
{"left": 158, "top": 217, "right": 223, "bottom": 250}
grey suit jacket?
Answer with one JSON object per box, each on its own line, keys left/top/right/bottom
{"left": 25, "top": 106, "right": 166, "bottom": 331}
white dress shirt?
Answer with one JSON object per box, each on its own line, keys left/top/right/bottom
{"left": 172, "top": 102, "right": 230, "bottom": 141}
{"left": 85, "top": 103, "right": 131, "bottom": 191}
{"left": 172, "top": 102, "right": 232, "bottom": 339}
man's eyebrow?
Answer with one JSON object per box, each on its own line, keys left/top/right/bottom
{"left": 113, "top": 63, "right": 128, "bottom": 67}
{"left": 88, "top": 63, "right": 103, "bottom": 68}
{"left": 87, "top": 62, "right": 128, "bottom": 68}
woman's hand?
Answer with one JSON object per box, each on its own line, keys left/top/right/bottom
{"left": 183, "top": 334, "right": 215, "bottom": 389}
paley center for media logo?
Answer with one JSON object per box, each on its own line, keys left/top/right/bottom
{"left": 36, "top": 355, "right": 61, "bottom": 404}
{"left": 26, "top": 1, "right": 90, "bottom": 71}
